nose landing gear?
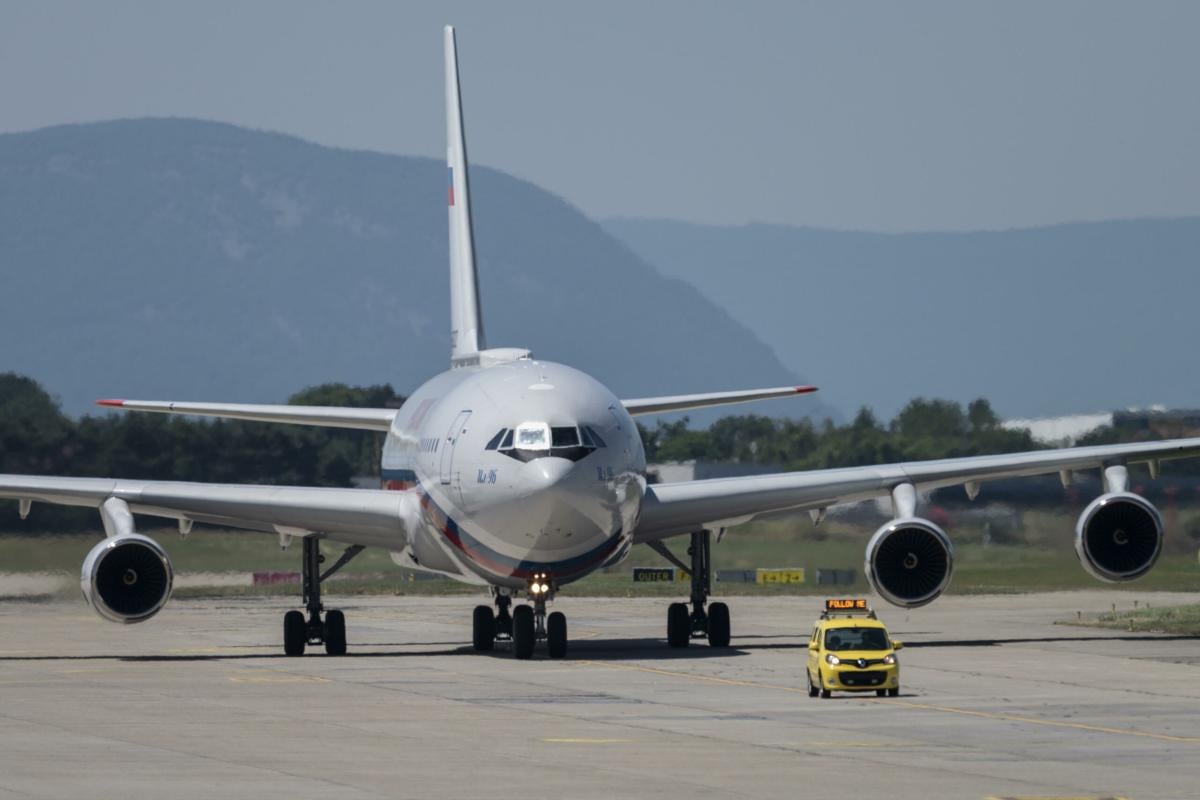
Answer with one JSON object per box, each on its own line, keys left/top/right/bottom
{"left": 471, "top": 576, "right": 567, "bottom": 659}
{"left": 664, "top": 530, "right": 730, "bottom": 649}
{"left": 283, "top": 537, "right": 362, "bottom": 656}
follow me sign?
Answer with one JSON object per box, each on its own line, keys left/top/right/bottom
{"left": 632, "top": 567, "right": 806, "bottom": 584}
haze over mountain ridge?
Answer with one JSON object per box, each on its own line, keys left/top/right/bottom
{"left": 0, "top": 118, "right": 833, "bottom": 422}
{"left": 604, "top": 216, "right": 1200, "bottom": 420}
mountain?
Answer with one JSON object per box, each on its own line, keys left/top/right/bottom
{"left": 0, "top": 119, "right": 834, "bottom": 422}
{"left": 604, "top": 217, "right": 1200, "bottom": 420}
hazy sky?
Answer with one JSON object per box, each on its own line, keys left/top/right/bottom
{"left": 3, "top": 1, "right": 1198, "bottom": 232}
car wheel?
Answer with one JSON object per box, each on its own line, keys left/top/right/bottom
{"left": 807, "top": 671, "right": 819, "bottom": 698}
{"left": 888, "top": 687, "right": 899, "bottom": 697}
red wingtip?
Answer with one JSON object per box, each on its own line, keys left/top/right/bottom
{"left": 95, "top": 399, "right": 125, "bottom": 407}
{"left": 794, "top": 386, "right": 819, "bottom": 394}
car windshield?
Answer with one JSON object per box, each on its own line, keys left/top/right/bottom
{"left": 824, "top": 627, "right": 890, "bottom": 651}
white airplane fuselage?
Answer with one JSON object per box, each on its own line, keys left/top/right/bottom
{"left": 381, "top": 352, "right": 646, "bottom": 589}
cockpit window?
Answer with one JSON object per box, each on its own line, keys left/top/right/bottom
{"left": 584, "top": 426, "right": 607, "bottom": 448}
{"left": 490, "top": 422, "right": 600, "bottom": 463}
{"left": 515, "top": 423, "right": 549, "bottom": 450}
{"left": 551, "top": 427, "right": 579, "bottom": 447}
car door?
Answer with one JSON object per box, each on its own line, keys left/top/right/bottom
{"left": 807, "top": 625, "right": 820, "bottom": 679}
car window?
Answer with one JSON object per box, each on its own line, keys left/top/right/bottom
{"left": 824, "top": 626, "right": 890, "bottom": 651}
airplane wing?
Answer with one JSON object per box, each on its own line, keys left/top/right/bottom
{"left": 0, "top": 475, "right": 407, "bottom": 544}
{"left": 96, "top": 399, "right": 397, "bottom": 432}
{"left": 621, "top": 385, "right": 818, "bottom": 416}
{"left": 634, "top": 436, "right": 1200, "bottom": 542}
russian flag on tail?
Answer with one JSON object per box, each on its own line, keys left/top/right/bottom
{"left": 448, "top": 166, "right": 455, "bottom": 206}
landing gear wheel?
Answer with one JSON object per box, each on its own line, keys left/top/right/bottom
{"left": 876, "top": 689, "right": 887, "bottom": 697}
{"left": 807, "top": 671, "right": 819, "bottom": 698}
{"left": 667, "top": 602, "right": 690, "bottom": 648}
{"left": 547, "top": 611, "right": 567, "bottom": 659}
{"left": 707, "top": 602, "right": 730, "bottom": 647}
{"left": 324, "top": 609, "right": 347, "bottom": 656}
{"left": 512, "top": 605, "right": 535, "bottom": 660}
{"left": 888, "top": 687, "right": 899, "bottom": 697}
{"left": 473, "top": 605, "right": 496, "bottom": 651}
{"left": 283, "top": 610, "right": 306, "bottom": 657}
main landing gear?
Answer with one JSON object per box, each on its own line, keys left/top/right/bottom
{"left": 283, "top": 537, "right": 363, "bottom": 657}
{"left": 472, "top": 575, "right": 567, "bottom": 660}
{"left": 666, "top": 531, "right": 731, "bottom": 649}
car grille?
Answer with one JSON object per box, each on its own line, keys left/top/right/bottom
{"left": 838, "top": 670, "right": 886, "bottom": 687}
{"left": 838, "top": 657, "right": 888, "bottom": 668}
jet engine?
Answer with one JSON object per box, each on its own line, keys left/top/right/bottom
{"left": 1074, "top": 492, "right": 1163, "bottom": 582}
{"left": 80, "top": 534, "right": 174, "bottom": 623}
{"left": 865, "top": 518, "right": 954, "bottom": 609}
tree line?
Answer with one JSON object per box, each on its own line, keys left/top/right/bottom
{"left": 0, "top": 371, "right": 1186, "bottom": 531}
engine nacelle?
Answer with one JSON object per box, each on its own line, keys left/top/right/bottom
{"left": 865, "top": 517, "right": 954, "bottom": 609}
{"left": 1074, "top": 492, "right": 1163, "bottom": 583}
{"left": 80, "top": 534, "right": 174, "bottom": 623}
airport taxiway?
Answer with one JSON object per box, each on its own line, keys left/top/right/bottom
{"left": 1, "top": 590, "right": 1198, "bottom": 799}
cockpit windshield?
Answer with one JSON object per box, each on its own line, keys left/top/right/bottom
{"left": 484, "top": 422, "right": 606, "bottom": 463}
{"left": 514, "top": 423, "right": 549, "bottom": 450}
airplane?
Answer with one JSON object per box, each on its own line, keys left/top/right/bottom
{"left": 3, "top": 26, "right": 1200, "bottom": 660}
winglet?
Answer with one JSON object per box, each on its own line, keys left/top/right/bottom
{"left": 95, "top": 399, "right": 125, "bottom": 408}
{"left": 445, "top": 25, "right": 486, "bottom": 367}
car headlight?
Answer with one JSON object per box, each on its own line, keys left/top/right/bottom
{"left": 825, "top": 654, "right": 840, "bottom": 665}
{"left": 883, "top": 653, "right": 896, "bottom": 665}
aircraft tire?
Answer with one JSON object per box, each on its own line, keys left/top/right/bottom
{"left": 473, "top": 605, "right": 496, "bottom": 651}
{"left": 283, "top": 610, "right": 306, "bottom": 657}
{"left": 324, "top": 609, "right": 347, "bottom": 656}
{"left": 667, "top": 602, "right": 690, "bottom": 648}
{"left": 707, "top": 602, "right": 730, "bottom": 647}
{"left": 512, "top": 605, "right": 535, "bottom": 660}
{"left": 547, "top": 611, "right": 567, "bottom": 659}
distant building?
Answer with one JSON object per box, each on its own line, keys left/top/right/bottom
{"left": 647, "top": 460, "right": 787, "bottom": 484}
{"left": 1001, "top": 412, "right": 1113, "bottom": 446}
{"left": 1003, "top": 406, "right": 1200, "bottom": 447}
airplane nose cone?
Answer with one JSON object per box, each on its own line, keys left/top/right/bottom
{"left": 522, "top": 457, "right": 574, "bottom": 489}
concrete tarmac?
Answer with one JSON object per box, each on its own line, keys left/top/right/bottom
{"left": 1, "top": 590, "right": 1199, "bottom": 799}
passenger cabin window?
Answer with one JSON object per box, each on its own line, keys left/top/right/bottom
{"left": 487, "top": 422, "right": 602, "bottom": 463}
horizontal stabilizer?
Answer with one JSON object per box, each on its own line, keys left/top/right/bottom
{"left": 96, "top": 399, "right": 397, "bottom": 432}
{"left": 620, "top": 385, "right": 817, "bottom": 416}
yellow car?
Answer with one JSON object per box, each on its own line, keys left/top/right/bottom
{"left": 806, "top": 599, "right": 902, "bottom": 698}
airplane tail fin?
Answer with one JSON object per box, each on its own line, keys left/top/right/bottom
{"left": 445, "top": 25, "right": 486, "bottom": 367}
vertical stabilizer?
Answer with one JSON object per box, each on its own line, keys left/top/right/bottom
{"left": 445, "top": 25, "right": 486, "bottom": 367}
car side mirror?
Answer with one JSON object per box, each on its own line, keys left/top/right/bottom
{"left": 807, "top": 642, "right": 819, "bottom": 651}
{"left": 891, "top": 640, "right": 904, "bottom": 651}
